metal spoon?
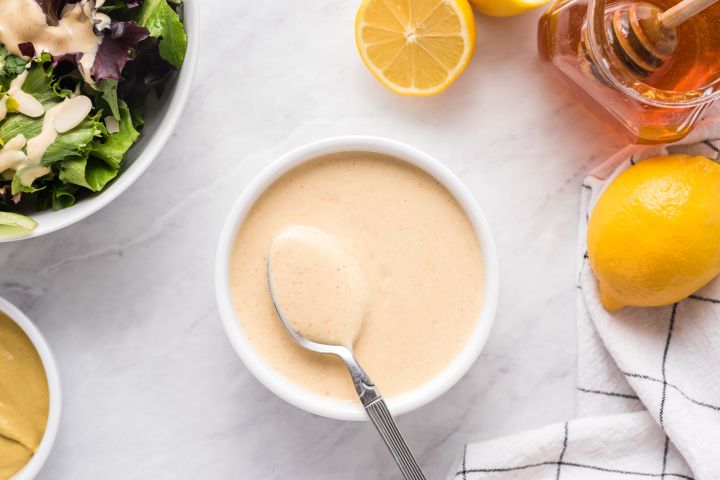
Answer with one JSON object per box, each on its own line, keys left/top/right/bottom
{"left": 266, "top": 249, "right": 426, "bottom": 480}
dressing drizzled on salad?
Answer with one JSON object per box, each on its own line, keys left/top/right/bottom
{"left": 0, "top": 0, "right": 188, "bottom": 237}
{"left": 0, "top": 71, "right": 94, "bottom": 187}
{"left": 0, "top": 0, "right": 106, "bottom": 84}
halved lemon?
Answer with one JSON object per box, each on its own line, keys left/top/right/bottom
{"left": 355, "top": 0, "right": 476, "bottom": 96}
{"left": 469, "top": 0, "right": 550, "bottom": 17}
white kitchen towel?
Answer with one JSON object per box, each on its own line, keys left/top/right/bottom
{"left": 449, "top": 118, "right": 720, "bottom": 480}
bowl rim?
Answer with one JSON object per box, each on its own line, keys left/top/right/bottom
{"left": 215, "top": 135, "right": 500, "bottom": 421}
{"left": 0, "top": 0, "right": 200, "bottom": 243}
{"left": 0, "top": 296, "right": 62, "bottom": 480}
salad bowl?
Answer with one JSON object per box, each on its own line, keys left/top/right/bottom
{"left": 0, "top": 0, "right": 199, "bottom": 242}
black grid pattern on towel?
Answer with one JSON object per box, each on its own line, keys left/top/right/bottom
{"left": 455, "top": 423, "right": 695, "bottom": 479}
{"left": 555, "top": 423, "right": 569, "bottom": 480}
{"left": 577, "top": 386, "right": 640, "bottom": 401}
{"left": 620, "top": 370, "right": 720, "bottom": 412}
{"left": 689, "top": 294, "right": 720, "bottom": 304}
{"left": 703, "top": 140, "right": 720, "bottom": 155}
{"left": 659, "top": 304, "right": 678, "bottom": 428}
{"left": 662, "top": 436, "right": 670, "bottom": 480}
{"left": 607, "top": 297, "right": 720, "bottom": 418}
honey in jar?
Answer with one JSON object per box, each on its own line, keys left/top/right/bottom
{"left": 539, "top": 0, "right": 720, "bottom": 144}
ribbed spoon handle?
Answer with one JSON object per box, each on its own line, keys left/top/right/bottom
{"left": 365, "top": 398, "right": 427, "bottom": 480}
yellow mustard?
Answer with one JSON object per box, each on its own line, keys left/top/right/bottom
{"left": 0, "top": 311, "right": 49, "bottom": 479}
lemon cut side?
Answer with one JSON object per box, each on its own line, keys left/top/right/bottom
{"left": 355, "top": 0, "right": 476, "bottom": 96}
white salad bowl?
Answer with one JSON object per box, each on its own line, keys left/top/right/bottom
{"left": 0, "top": 296, "right": 61, "bottom": 480}
{"left": 215, "top": 136, "right": 500, "bottom": 421}
{"left": 0, "top": 0, "right": 199, "bottom": 242}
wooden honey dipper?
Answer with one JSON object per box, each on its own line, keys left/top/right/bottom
{"left": 610, "top": 0, "right": 719, "bottom": 76}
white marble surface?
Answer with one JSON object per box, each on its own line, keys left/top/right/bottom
{"left": 1, "top": 2, "right": 628, "bottom": 478}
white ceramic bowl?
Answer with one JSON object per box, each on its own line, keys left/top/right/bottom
{"left": 0, "top": 0, "right": 199, "bottom": 242}
{"left": 215, "top": 136, "right": 499, "bottom": 421}
{"left": 0, "top": 296, "right": 61, "bottom": 480}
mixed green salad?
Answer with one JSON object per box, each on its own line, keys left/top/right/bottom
{"left": 0, "top": 0, "right": 187, "bottom": 236}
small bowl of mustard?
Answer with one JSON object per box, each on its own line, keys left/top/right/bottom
{"left": 0, "top": 297, "right": 61, "bottom": 480}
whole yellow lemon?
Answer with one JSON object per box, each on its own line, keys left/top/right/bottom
{"left": 587, "top": 154, "right": 720, "bottom": 311}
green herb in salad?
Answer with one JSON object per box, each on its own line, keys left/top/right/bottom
{"left": 0, "top": 0, "right": 188, "bottom": 236}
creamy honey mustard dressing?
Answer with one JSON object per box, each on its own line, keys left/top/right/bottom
{"left": 0, "top": 312, "right": 49, "bottom": 480}
{"left": 269, "top": 226, "right": 369, "bottom": 347}
{"left": 230, "top": 153, "right": 485, "bottom": 400}
{"left": 0, "top": 0, "right": 104, "bottom": 83}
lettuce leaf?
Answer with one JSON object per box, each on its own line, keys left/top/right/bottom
{"left": 49, "top": 182, "right": 77, "bottom": 209}
{"left": 0, "top": 114, "right": 41, "bottom": 144}
{"left": 99, "top": 0, "right": 143, "bottom": 15}
{"left": 42, "top": 115, "right": 104, "bottom": 165}
{"left": 137, "top": 0, "right": 186, "bottom": 68}
{"left": 95, "top": 79, "right": 121, "bottom": 120}
{"left": 20, "top": 61, "right": 61, "bottom": 106}
{"left": 11, "top": 174, "right": 44, "bottom": 195}
{"left": 59, "top": 101, "right": 138, "bottom": 192}
{"left": 91, "top": 100, "right": 139, "bottom": 168}
{"left": 59, "top": 155, "right": 119, "bottom": 192}
{"left": 0, "top": 47, "right": 28, "bottom": 89}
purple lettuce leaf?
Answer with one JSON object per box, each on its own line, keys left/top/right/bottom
{"left": 34, "top": 0, "right": 80, "bottom": 26}
{"left": 117, "top": 37, "right": 175, "bottom": 99}
{"left": 17, "top": 42, "right": 84, "bottom": 70}
{"left": 53, "top": 52, "right": 83, "bottom": 68}
{"left": 33, "top": 0, "right": 141, "bottom": 26}
{"left": 91, "top": 20, "right": 149, "bottom": 81}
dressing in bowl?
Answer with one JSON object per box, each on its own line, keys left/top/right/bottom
{"left": 229, "top": 151, "right": 484, "bottom": 400}
{"left": 216, "top": 136, "right": 499, "bottom": 420}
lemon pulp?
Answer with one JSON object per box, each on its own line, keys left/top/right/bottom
{"left": 355, "top": 0, "right": 476, "bottom": 96}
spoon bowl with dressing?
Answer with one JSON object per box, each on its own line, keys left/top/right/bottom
{"left": 268, "top": 226, "right": 368, "bottom": 347}
{"left": 267, "top": 225, "right": 426, "bottom": 480}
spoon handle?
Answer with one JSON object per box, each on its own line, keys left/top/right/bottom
{"left": 365, "top": 397, "right": 427, "bottom": 480}
{"left": 340, "top": 351, "right": 426, "bottom": 479}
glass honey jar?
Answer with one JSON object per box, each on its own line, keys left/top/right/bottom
{"left": 539, "top": 0, "right": 720, "bottom": 144}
